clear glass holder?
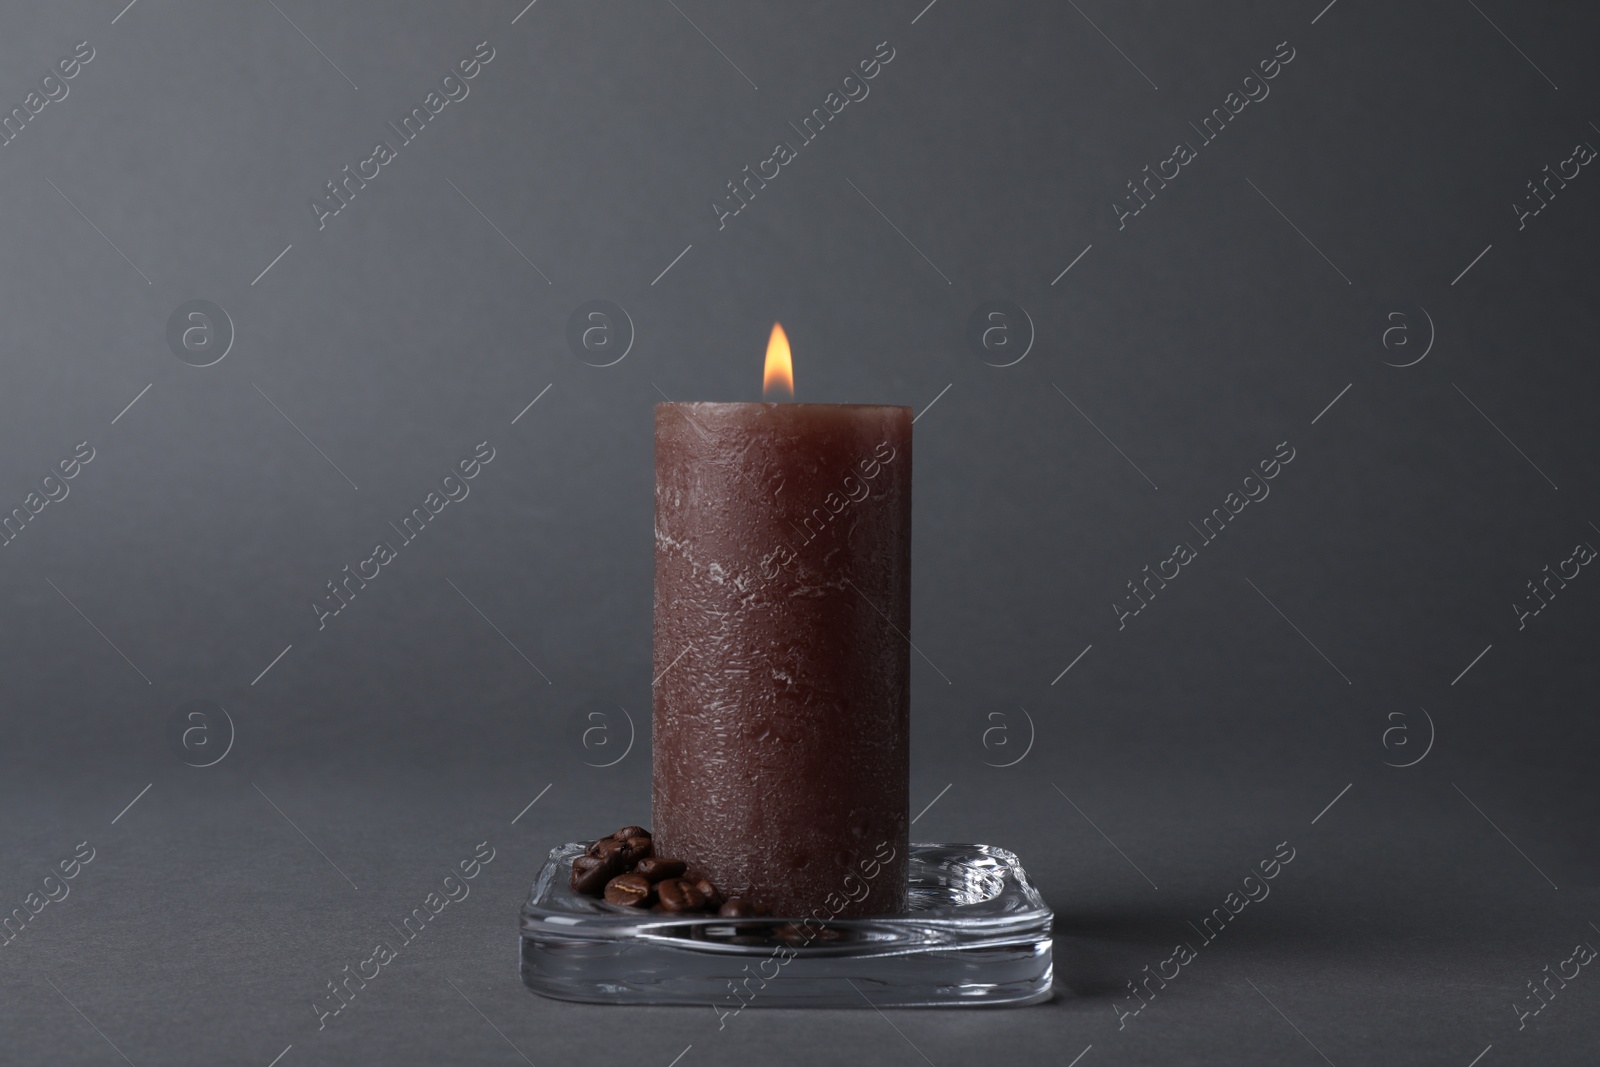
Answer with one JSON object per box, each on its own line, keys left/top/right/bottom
{"left": 519, "top": 842, "right": 1054, "bottom": 1008}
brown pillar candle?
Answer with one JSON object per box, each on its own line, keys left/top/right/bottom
{"left": 652, "top": 349, "right": 912, "bottom": 918}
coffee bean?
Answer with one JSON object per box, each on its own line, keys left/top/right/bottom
{"left": 587, "top": 838, "right": 627, "bottom": 864}
{"left": 603, "top": 873, "right": 653, "bottom": 907}
{"left": 717, "top": 896, "right": 774, "bottom": 934}
{"left": 612, "top": 826, "right": 651, "bottom": 841}
{"left": 694, "top": 878, "right": 724, "bottom": 911}
{"left": 634, "top": 857, "right": 687, "bottom": 883}
{"left": 620, "top": 836, "right": 654, "bottom": 864}
{"left": 570, "top": 855, "right": 612, "bottom": 896}
{"left": 719, "top": 897, "right": 757, "bottom": 918}
{"left": 656, "top": 878, "right": 706, "bottom": 912}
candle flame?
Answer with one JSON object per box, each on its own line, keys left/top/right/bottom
{"left": 763, "top": 322, "right": 793, "bottom": 400}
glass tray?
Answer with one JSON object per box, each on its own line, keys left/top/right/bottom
{"left": 519, "top": 842, "right": 1053, "bottom": 1008}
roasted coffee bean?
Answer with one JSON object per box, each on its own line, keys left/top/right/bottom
{"left": 603, "top": 873, "right": 653, "bottom": 907}
{"left": 656, "top": 878, "right": 707, "bottom": 912}
{"left": 587, "top": 838, "right": 627, "bottom": 864}
{"left": 693, "top": 878, "right": 724, "bottom": 911}
{"left": 570, "top": 855, "right": 613, "bottom": 896}
{"left": 620, "top": 836, "right": 654, "bottom": 863}
{"left": 612, "top": 826, "right": 651, "bottom": 841}
{"left": 634, "top": 857, "right": 687, "bottom": 883}
{"left": 719, "top": 897, "right": 757, "bottom": 918}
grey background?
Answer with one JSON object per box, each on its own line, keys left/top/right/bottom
{"left": 1, "top": 0, "right": 1596, "bottom": 1064}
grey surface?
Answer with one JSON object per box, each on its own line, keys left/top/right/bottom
{"left": 1, "top": 1, "right": 1596, "bottom": 1064}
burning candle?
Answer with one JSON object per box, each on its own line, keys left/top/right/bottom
{"left": 652, "top": 325, "right": 912, "bottom": 917}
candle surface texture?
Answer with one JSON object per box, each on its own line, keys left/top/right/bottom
{"left": 653, "top": 402, "right": 911, "bottom": 917}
